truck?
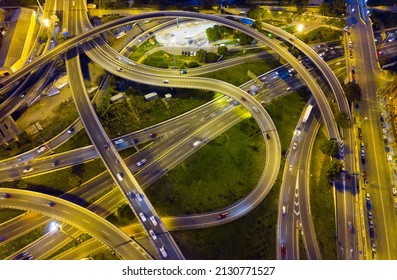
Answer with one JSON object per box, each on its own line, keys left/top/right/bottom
{"left": 302, "top": 104, "right": 313, "bottom": 124}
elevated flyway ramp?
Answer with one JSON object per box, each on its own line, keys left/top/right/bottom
{"left": 0, "top": 12, "right": 343, "bottom": 140}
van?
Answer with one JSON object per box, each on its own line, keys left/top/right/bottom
{"left": 159, "top": 247, "right": 168, "bottom": 258}
{"left": 116, "top": 173, "right": 123, "bottom": 181}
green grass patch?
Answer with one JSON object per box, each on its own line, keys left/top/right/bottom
{"left": 141, "top": 50, "right": 200, "bottom": 69}
{"left": 118, "top": 147, "right": 137, "bottom": 159}
{"left": 106, "top": 204, "right": 137, "bottom": 227}
{"left": 128, "top": 39, "right": 162, "bottom": 62}
{"left": 265, "top": 88, "right": 311, "bottom": 153}
{"left": 0, "top": 209, "right": 25, "bottom": 224}
{"left": 52, "top": 130, "right": 92, "bottom": 154}
{"left": 99, "top": 88, "right": 214, "bottom": 138}
{"left": 172, "top": 159, "right": 284, "bottom": 260}
{"left": 298, "top": 27, "right": 343, "bottom": 45}
{"left": 146, "top": 117, "right": 265, "bottom": 216}
{"left": 0, "top": 226, "right": 44, "bottom": 259}
{"left": 90, "top": 248, "right": 120, "bottom": 260}
{"left": 201, "top": 59, "right": 280, "bottom": 86}
{"left": 309, "top": 126, "right": 337, "bottom": 260}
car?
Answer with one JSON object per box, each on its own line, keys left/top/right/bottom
{"left": 149, "top": 133, "right": 157, "bottom": 138}
{"left": 159, "top": 247, "right": 168, "bottom": 258}
{"left": 371, "top": 240, "right": 376, "bottom": 252}
{"left": 293, "top": 142, "right": 297, "bottom": 150}
{"left": 162, "top": 80, "right": 169, "bottom": 84}
{"left": 136, "top": 159, "right": 147, "bottom": 167}
{"left": 361, "top": 156, "right": 365, "bottom": 165}
{"left": 37, "top": 146, "right": 46, "bottom": 153}
{"left": 286, "top": 87, "right": 291, "bottom": 91}
{"left": 385, "top": 146, "right": 390, "bottom": 152}
{"left": 366, "top": 199, "right": 371, "bottom": 210}
{"left": 378, "top": 51, "right": 385, "bottom": 55}
{"left": 149, "top": 229, "right": 157, "bottom": 240}
{"left": 180, "top": 70, "right": 187, "bottom": 74}
{"left": 369, "top": 227, "right": 375, "bottom": 238}
{"left": 393, "top": 188, "right": 397, "bottom": 196}
{"left": 252, "top": 106, "right": 259, "bottom": 113}
{"left": 281, "top": 243, "right": 286, "bottom": 256}
{"left": 104, "top": 144, "right": 110, "bottom": 150}
{"left": 348, "top": 221, "right": 353, "bottom": 233}
{"left": 217, "top": 212, "right": 228, "bottom": 219}
{"left": 14, "top": 251, "right": 28, "bottom": 260}
{"left": 382, "top": 128, "right": 387, "bottom": 135}
{"left": 387, "top": 154, "right": 393, "bottom": 162}
{"left": 67, "top": 128, "right": 75, "bottom": 134}
{"left": 368, "top": 211, "right": 372, "bottom": 219}
{"left": 380, "top": 114, "right": 385, "bottom": 123}
{"left": 295, "top": 128, "right": 301, "bottom": 136}
{"left": 282, "top": 206, "right": 286, "bottom": 216}
{"left": 139, "top": 212, "right": 147, "bottom": 222}
{"left": 364, "top": 179, "right": 369, "bottom": 186}
{"left": 362, "top": 171, "right": 367, "bottom": 179}
{"left": 0, "top": 236, "right": 5, "bottom": 242}
{"left": 117, "top": 67, "right": 123, "bottom": 72}
{"left": 1, "top": 193, "right": 11, "bottom": 199}
{"left": 266, "top": 133, "right": 270, "bottom": 140}
{"left": 150, "top": 216, "right": 158, "bottom": 226}
{"left": 289, "top": 165, "right": 293, "bottom": 172}
{"left": 51, "top": 160, "right": 59, "bottom": 167}
{"left": 366, "top": 193, "right": 370, "bottom": 200}
{"left": 240, "top": 96, "right": 247, "bottom": 102}
{"left": 369, "top": 220, "right": 374, "bottom": 229}
{"left": 116, "top": 172, "right": 123, "bottom": 181}
{"left": 350, "top": 53, "right": 353, "bottom": 59}
{"left": 48, "top": 201, "right": 55, "bottom": 207}
{"left": 23, "top": 167, "right": 34, "bottom": 174}
{"left": 384, "top": 138, "right": 388, "bottom": 145}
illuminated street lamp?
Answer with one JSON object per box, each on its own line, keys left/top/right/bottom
{"left": 358, "top": 117, "right": 368, "bottom": 127}
{"left": 291, "top": 24, "right": 304, "bottom": 54}
{"left": 43, "top": 18, "right": 50, "bottom": 27}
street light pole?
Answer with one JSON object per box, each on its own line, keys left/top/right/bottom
{"left": 358, "top": 117, "right": 368, "bottom": 127}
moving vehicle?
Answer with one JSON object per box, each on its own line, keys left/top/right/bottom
{"left": 52, "top": 160, "right": 59, "bottom": 167}
{"left": 302, "top": 104, "right": 313, "bottom": 124}
{"left": 217, "top": 212, "right": 228, "bottom": 219}
{"left": 149, "top": 133, "right": 157, "bottom": 138}
{"left": 149, "top": 229, "right": 157, "bottom": 240}
{"left": 23, "top": 167, "right": 34, "bottom": 173}
{"left": 159, "top": 247, "right": 168, "bottom": 258}
{"left": 293, "top": 142, "right": 297, "bottom": 150}
{"left": 116, "top": 173, "right": 123, "bottom": 181}
{"left": 117, "top": 67, "right": 123, "bottom": 72}
{"left": 162, "top": 80, "right": 169, "bottom": 84}
{"left": 282, "top": 206, "right": 286, "bottom": 216}
{"left": 48, "top": 201, "right": 55, "bottom": 207}
{"left": 139, "top": 212, "right": 146, "bottom": 222}
{"left": 37, "top": 146, "right": 46, "bottom": 153}
{"left": 67, "top": 128, "right": 75, "bottom": 134}
{"left": 281, "top": 244, "right": 286, "bottom": 256}
{"left": 348, "top": 221, "right": 353, "bottom": 233}
{"left": 150, "top": 216, "right": 158, "bottom": 226}
{"left": 192, "top": 140, "right": 202, "bottom": 147}
{"left": 1, "top": 193, "right": 11, "bottom": 199}
{"left": 136, "top": 159, "right": 147, "bottom": 167}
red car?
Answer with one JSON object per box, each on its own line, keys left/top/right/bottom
{"left": 241, "top": 97, "right": 247, "bottom": 102}
{"left": 281, "top": 243, "right": 286, "bottom": 256}
{"left": 149, "top": 133, "right": 157, "bottom": 139}
{"left": 217, "top": 212, "right": 228, "bottom": 219}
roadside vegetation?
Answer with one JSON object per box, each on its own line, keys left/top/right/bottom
{"left": 297, "top": 27, "right": 343, "bottom": 45}
{"left": 0, "top": 226, "right": 44, "bottom": 260}
{"left": 0, "top": 159, "right": 106, "bottom": 197}
{"left": 96, "top": 81, "right": 215, "bottom": 138}
{"left": 52, "top": 130, "right": 92, "bottom": 154}
{"left": 0, "top": 209, "right": 25, "bottom": 224}
{"left": 309, "top": 126, "right": 338, "bottom": 259}
{"left": 201, "top": 59, "right": 280, "bottom": 86}
{"left": 0, "top": 99, "right": 78, "bottom": 160}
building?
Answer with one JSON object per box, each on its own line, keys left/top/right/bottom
{"left": 164, "top": 93, "right": 172, "bottom": 101}
{"left": 144, "top": 92, "right": 158, "bottom": 101}
{"left": 0, "top": 7, "right": 36, "bottom": 77}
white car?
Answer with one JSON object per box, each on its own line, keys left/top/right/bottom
{"left": 37, "top": 146, "right": 46, "bottom": 153}
{"left": 136, "top": 159, "right": 147, "bottom": 167}
{"left": 387, "top": 154, "right": 393, "bottom": 162}
{"left": 139, "top": 212, "right": 146, "bottom": 222}
{"left": 289, "top": 165, "right": 293, "bottom": 172}
{"left": 282, "top": 206, "right": 286, "bottom": 216}
{"left": 159, "top": 247, "right": 168, "bottom": 258}
{"left": 392, "top": 188, "right": 397, "bottom": 196}
{"left": 23, "top": 167, "right": 34, "bottom": 174}
{"left": 162, "top": 80, "right": 169, "bottom": 84}
{"left": 293, "top": 142, "right": 298, "bottom": 150}
{"left": 149, "top": 229, "right": 157, "bottom": 240}
{"left": 150, "top": 215, "right": 158, "bottom": 226}
{"left": 116, "top": 173, "right": 123, "bottom": 181}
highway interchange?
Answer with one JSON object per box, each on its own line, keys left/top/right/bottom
{"left": 0, "top": 0, "right": 396, "bottom": 260}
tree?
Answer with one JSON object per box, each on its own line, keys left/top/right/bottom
{"left": 217, "top": 46, "right": 228, "bottom": 55}
{"left": 320, "top": 140, "right": 339, "bottom": 157}
{"left": 335, "top": 112, "right": 350, "bottom": 128}
{"left": 326, "top": 161, "right": 344, "bottom": 181}
{"left": 196, "top": 49, "right": 207, "bottom": 63}
{"left": 319, "top": 2, "right": 331, "bottom": 16}
{"left": 206, "top": 27, "right": 220, "bottom": 42}
{"left": 343, "top": 82, "right": 361, "bottom": 103}
{"left": 187, "top": 61, "right": 200, "bottom": 68}
{"left": 206, "top": 52, "right": 219, "bottom": 63}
